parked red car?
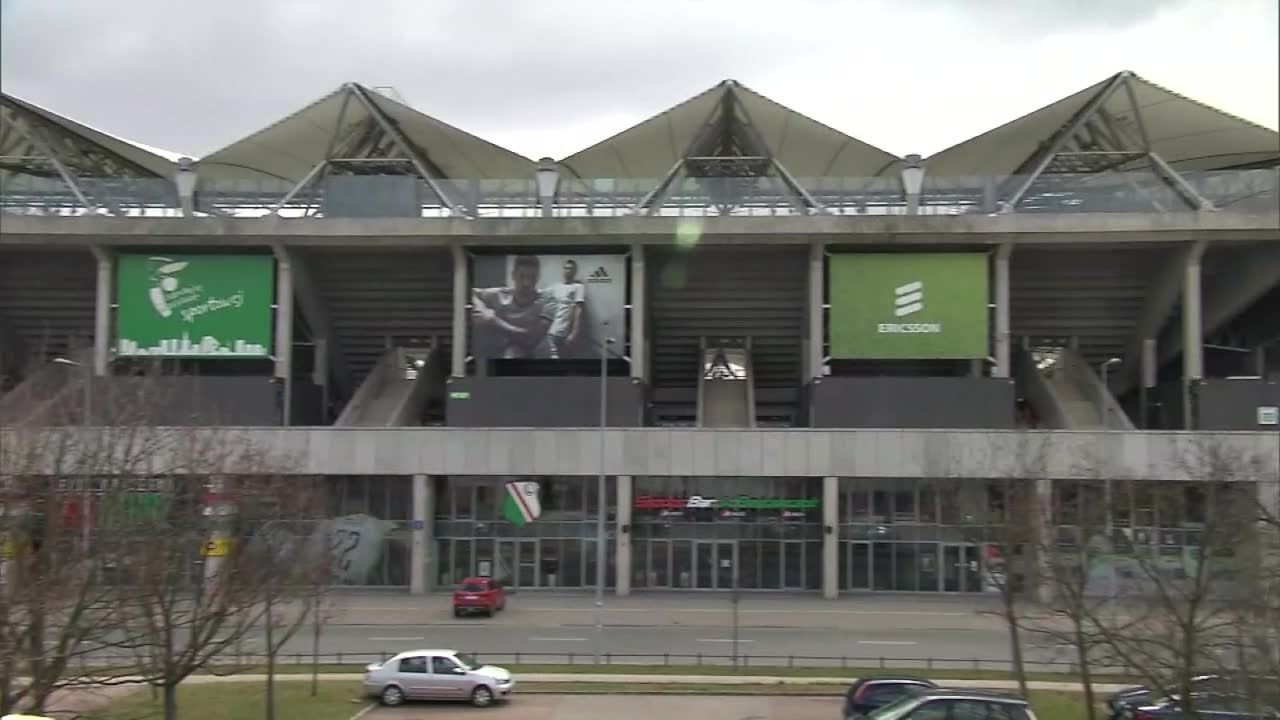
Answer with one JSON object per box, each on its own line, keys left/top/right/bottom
{"left": 452, "top": 577, "right": 506, "bottom": 617}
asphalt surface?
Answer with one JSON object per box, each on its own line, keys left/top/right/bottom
{"left": 367, "top": 693, "right": 838, "bottom": 720}
{"left": 240, "top": 591, "right": 1060, "bottom": 669}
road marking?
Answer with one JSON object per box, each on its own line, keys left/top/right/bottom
{"left": 529, "top": 636, "right": 587, "bottom": 642}
{"left": 348, "top": 606, "right": 970, "bottom": 617}
{"left": 697, "top": 638, "right": 755, "bottom": 643}
{"left": 856, "top": 640, "right": 918, "bottom": 646}
{"left": 368, "top": 636, "right": 425, "bottom": 641}
{"left": 347, "top": 703, "right": 376, "bottom": 720}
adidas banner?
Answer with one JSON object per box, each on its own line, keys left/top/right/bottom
{"left": 828, "top": 253, "right": 989, "bottom": 360}
{"left": 471, "top": 253, "right": 627, "bottom": 362}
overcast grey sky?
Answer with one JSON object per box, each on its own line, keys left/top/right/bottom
{"left": 1, "top": 0, "right": 1276, "bottom": 161}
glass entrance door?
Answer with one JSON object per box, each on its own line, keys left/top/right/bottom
{"left": 942, "top": 544, "right": 982, "bottom": 592}
{"left": 495, "top": 539, "right": 537, "bottom": 590}
{"left": 693, "top": 541, "right": 737, "bottom": 590}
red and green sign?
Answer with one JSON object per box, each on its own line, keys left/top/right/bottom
{"left": 634, "top": 495, "right": 819, "bottom": 515}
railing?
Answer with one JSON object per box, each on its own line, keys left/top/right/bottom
{"left": 81, "top": 649, "right": 1117, "bottom": 676}
{"left": 2, "top": 169, "right": 1276, "bottom": 219}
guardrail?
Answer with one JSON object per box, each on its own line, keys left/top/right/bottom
{"left": 79, "top": 650, "right": 1119, "bottom": 676}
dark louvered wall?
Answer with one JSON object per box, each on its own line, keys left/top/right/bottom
{"left": 648, "top": 245, "right": 806, "bottom": 418}
{"left": 0, "top": 249, "right": 96, "bottom": 363}
{"left": 306, "top": 249, "right": 453, "bottom": 389}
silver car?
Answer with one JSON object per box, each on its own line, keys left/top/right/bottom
{"left": 363, "top": 649, "right": 514, "bottom": 707}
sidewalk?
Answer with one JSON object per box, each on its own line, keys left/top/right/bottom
{"left": 317, "top": 589, "right": 1007, "bottom": 631}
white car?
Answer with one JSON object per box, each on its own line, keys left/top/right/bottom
{"left": 363, "top": 649, "right": 514, "bottom": 707}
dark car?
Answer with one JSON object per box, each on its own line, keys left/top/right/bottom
{"left": 1128, "top": 692, "right": 1279, "bottom": 719}
{"left": 860, "top": 688, "right": 1038, "bottom": 719}
{"left": 843, "top": 676, "right": 937, "bottom": 719}
{"left": 1107, "top": 675, "right": 1224, "bottom": 718}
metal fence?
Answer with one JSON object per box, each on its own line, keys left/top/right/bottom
{"left": 83, "top": 649, "right": 1118, "bottom": 676}
{"left": 3, "top": 169, "right": 1276, "bottom": 218}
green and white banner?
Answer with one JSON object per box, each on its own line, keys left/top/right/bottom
{"left": 115, "top": 254, "right": 275, "bottom": 358}
{"left": 829, "top": 253, "right": 989, "bottom": 360}
{"left": 503, "top": 481, "right": 542, "bottom": 527}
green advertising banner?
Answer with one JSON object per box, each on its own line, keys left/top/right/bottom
{"left": 115, "top": 254, "right": 275, "bottom": 358}
{"left": 829, "top": 253, "right": 989, "bottom": 359}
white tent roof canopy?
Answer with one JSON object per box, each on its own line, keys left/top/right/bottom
{"left": 0, "top": 93, "right": 181, "bottom": 178}
{"left": 557, "top": 79, "right": 904, "bottom": 180}
{"left": 925, "top": 71, "right": 1280, "bottom": 178}
{"left": 196, "top": 83, "right": 536, "bottom": 183}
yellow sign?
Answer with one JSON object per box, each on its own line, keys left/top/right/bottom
{"left": 202, "top": 538, "right": 232, "bottom": 558}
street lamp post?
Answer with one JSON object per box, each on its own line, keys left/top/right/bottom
{"left": 594, "top": 329, "right": 613, "bottom": 665}
{"left": 1099, "top": 357, "right": 1122, "bottom": 429}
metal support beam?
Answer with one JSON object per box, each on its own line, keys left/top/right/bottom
{"left": 993, "top": 243, "right": 1013, "bottom": 378}
{"left": 1148, "top": 152, "right": 1215, "bottom": 211}
{"left": 90, "top": 245, "right": 111, "bottom": 376}
{"left": 629, "top": 243, "right": 646, "bottom": 383}
{"left": 273, "top": 245, "right": 354, "bottom": 400}
{"left": 272, "top": 161, "right": 328, "bottom": 214}
{"left": 1115, "top": 241, "right": 1205, "bottom": 396}
{"left": 346, "top": 84, "right": 472, "bottom": 218}
{"left": 11, "top": 115, "right": 98, "bottom": 212}
{"left": 272, "top": 247, "right": 294, "bottom": 426}
{"left": 1181, "top": 242, "right": 1206, "bottom": 429}
{"left": 1000, "top": 72, "right": 1130, "bottom": 212}
{"left": 451, "top": 243, "right": 468, "bottom": 378}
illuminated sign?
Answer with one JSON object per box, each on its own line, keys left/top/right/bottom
{"left": 634, "top": 495, "right": 819, "bottom": 515}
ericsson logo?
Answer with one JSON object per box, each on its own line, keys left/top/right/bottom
{"left": 894, "top": 280, "right": 924, "bottom": 317}
{"left": 878, "top": 279, "right": 941, "bottom": 334}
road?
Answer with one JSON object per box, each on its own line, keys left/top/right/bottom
{"left": 232, "top": 591, "right": 1059, "bottom": 669}
{"left": 369, "top": 693, "right": 838, "bottom": 720}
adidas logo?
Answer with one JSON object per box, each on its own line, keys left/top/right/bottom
{"left": 586, "top": 266, "right": 612, "bottom": 283}
{"left": 893, "top": 281, "right": 924, "bottom": 317}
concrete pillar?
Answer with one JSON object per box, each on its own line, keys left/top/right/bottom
{"left": 629, "top": 245, "right": 646, "bottom": 383}
{"left": 1032, "top": 477, "right": 1054, "bottom": 604}
{"left": 91, "top": 247, "right": 112, "bottom": 376}
{"left": 451, "top": 243, "right": 468, "bottom": 378}
{"left": 807, "top": 242, "right": 825, "bottom": 381}
{"left": 822, "top": 476, "right": 838, "bottom": 600}
{"left": 993, "top": 243, "right": 1012, "bottom": 378}
{"left": 273, "top": 252, "right": 294, "bottom": 426}
{"left": 615, "top": 475, "right": 633, "bottom": 597}
{"left": 1140, "top": 338, "right": 1157, "bottom": 428}
{"left": 410, "top": 474, "right": 434, "bottom": 595}
{"left": 1182, "top": 245, "right": 1205, "bottom": 429}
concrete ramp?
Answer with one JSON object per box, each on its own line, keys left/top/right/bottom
{"left": 696, "top": 338, "right": 755, "bottom": 428}
{"left": 336, "top": 345, "right": 440, "bottom": 427}
{"left": 1018, "top": 347, "right": 1134, "bottom": 429}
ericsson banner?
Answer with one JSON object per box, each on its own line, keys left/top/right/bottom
{"left": 828, "top": 253, "right": 988, "bottom": 359}
{"left": 115, "top": 254, "right": 275, "bottom": 358}
{"left": 471, "top": 253, "right": 626, "bottom": 362}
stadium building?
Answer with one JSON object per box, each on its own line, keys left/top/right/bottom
{"left": 1, "top": 71, "right": 1278, "bottom": 597}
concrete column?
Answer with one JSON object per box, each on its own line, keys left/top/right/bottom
{"left": 992, "top": 243, "right": 1012, "bottom": 378}
{"left": 451, "top": 243, "right": 468, "bottom": 378}
{"left": 822, "top": 476, "right": 838, "bottom": 600}
{"left": 615, "top": 475, "right": 633, "bottom": 597}
{"left": 273, "top": 252, "right": 294, "bottom": 426}
{"left": 629, "top": 244, "right": 646, "bottom": 383}
{"left": 1182, "top": 246, "right": 1205, "bottom": 429}
{"left": 1032, "top": 477, "right": 1054, "bottom": 604}
{"left": 91, "top": 247, "right": 112, "bottom": 376}
{"left": 807, "top": 242, "right": 825, "bottom": 381}
{"left": 1140, "top": 338, "right": 1157, "bottom": 428}
{"left": 410, "top": 474, "right": 434, "bottom": 595}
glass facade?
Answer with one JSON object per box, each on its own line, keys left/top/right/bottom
{"left": 324, "top": 476, "right": 411, "bottom": 586}
{"left": 838, "top": 478, "right": 1029, "bottom": 594}
{"left": 630, "top": 477, "right": 823, "bottom": 591}
{"left": 433, "top": 476, "right": 616, "bottom": 590}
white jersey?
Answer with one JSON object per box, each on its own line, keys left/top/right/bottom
{"left": 544, "top": 282, "right": 584, "bottom": 338}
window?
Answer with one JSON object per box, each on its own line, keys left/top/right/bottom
{"left": 431, "top": 656, "right": 461, "bottom": 674}
{"left": 904, "top": 700, "right": 949, "bottom": 719}
{"left": 949, "top": 700, "right": 993, "bottom": 719}
{"left": 397, "top": 656, "right": 427, "bottom": 674}
{"left": 865, "top": 684, "right": 917, "bottom": 706}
